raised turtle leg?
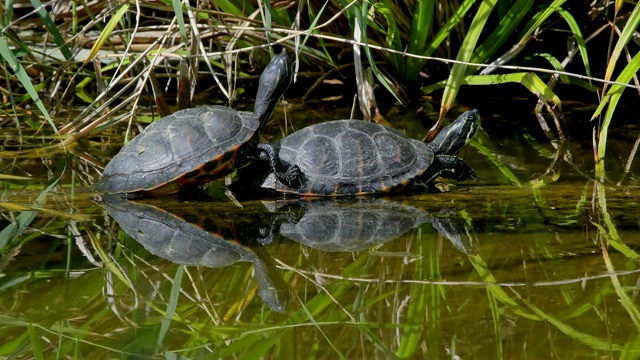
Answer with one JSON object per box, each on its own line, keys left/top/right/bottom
{"left": 256, "top": 143, "right": 302, "bottom": 187}
{"left": 421, "top": 155, "right": 478, "bottom": 185}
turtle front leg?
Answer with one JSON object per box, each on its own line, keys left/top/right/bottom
{"left": 421, "top": 155, "right": 479, "bottom": 185}
{"left": 256, "top": 143, "right": 303, "bottom": 187}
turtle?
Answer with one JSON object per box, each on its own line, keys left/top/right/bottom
{"left": 93, "top": 50, "right": 300, "bottom": 196}
{"left": 264, "top": 197, "right": 476, "bottom": 254}
{"left": 232, "top": 109, "right": 480, "bottom": 196}
{"left": 99, "top": 194, "right": 290, "bottom": 312}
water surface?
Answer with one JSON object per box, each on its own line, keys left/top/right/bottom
{"left": 1, "top": 105, "right": 639, "bottom": 358}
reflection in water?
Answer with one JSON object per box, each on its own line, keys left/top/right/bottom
{"left": 100, "top": 194, "right": 290, "bottom": 312}
{"left": 101, "top": 195, "right": 476, "bottom": 311}
{"left": 3, "top": 104, "right": 640, "bottom": 358}
{"left": 1, "top": 182, "right": 640, "bottom": 358}
{"left": 266, "top": 197, "right": 476, "bottom": 254}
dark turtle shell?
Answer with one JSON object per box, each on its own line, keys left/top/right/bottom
{"left": 94, "top": 106, "right": 258, "bottom": 195}
{"left": 253, "top": 109, "right": 480, "bottom": 196}
{"left": 94, "top": 50, "right": 294, "bottom": 196}
{"left": 260, "top": 120, "right": 435, "bottom": 196}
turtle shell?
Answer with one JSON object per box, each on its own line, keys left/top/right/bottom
{"left": 94, "top": 106, "right": 258, "bottom": 195}
{"left": 261, "top": 120, "right": 435, "bottom": 195}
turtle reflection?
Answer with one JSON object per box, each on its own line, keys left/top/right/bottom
{"left": 99, "top": 195, "right": 289, "bottom": 313}
{"left": 265, "top": 197, "right": 476, "bottom": 254}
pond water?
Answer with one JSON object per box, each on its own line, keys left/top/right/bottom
{"left": 1, "top": 104, "right": 640, "bottom": 358}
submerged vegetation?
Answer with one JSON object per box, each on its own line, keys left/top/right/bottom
{"left": 1, "top": 0, "right": 640, "bottom": 358}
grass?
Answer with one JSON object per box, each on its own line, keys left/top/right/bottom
{"left": 0, "top": 2, "right": 640, "bottom": 357}
{"left": 0, "top": 0, "right": 637, "bottom": 179}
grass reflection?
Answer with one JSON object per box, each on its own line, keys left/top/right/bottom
{"left": 0, "top": 183, "right": 639, "bottom": 357}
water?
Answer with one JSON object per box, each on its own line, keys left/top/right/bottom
{"left": 1, "top": 105, "right": 640, "bottom": 358}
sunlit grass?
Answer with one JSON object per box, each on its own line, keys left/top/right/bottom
{"left": 0, "top": 0, "right": 637, "bottom": 180}
{"left": 0, "top": 1, "right": 640, "bottom": 357}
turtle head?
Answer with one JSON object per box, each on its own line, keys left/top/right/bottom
{"left": 254, "top": 50, "right": 293, "bottom": 129}
{"left": 428, "top": 109, "right": 480, "bottom": 156}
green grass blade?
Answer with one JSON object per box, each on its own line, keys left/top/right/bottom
{"left": 603, "top": 2, "right": 640, "bottom": 82}
{"left": 0, "top": 330, "right": 28, "bottom": 356}
{"left": 217, "top": 0, "right": 253, "bottom": 15}
{"left": 263, "top": 0, "right": 273, "bottom": 49}
{"left": 0, "top": 36, "right": 55, "bottom": 131}
{"left": 397, "top": 231, "right": 429, "bottom": 357}
{"left": 407, "top": 0, "right": 434, "bottom": 55}
{"left": 513, "top": 289, "right": 624, "bottom": 351}
{"left": 305, "top": 1, "right": 334, "bottom": 65}
{"left": 621, "top": 334, "right": 640, "bottom": 360}
{"left": 424, "top": 0, "right": 475, "bottom": 57}
{"left": 593, "top": 50, "right": 640, "bottom": 180}
{"left": 403, "top": 0, "right": 434, "bottom": 82}
{"left": 470, "top": 0, "right": 534, "bottom": 66}
{"left": 595, "top": 184, "right": 640, "bottom": 330}
{"left": 468, "top": 254, "right": 540, "bottom": 320}
{"left": 525, "top": 53, "right": 570, "bottom": 83}
{"left": 171, "top": 0, "right": 188, "bottom": 44}
{"left": 3, "top": 0, "right": 13, "bottom": 25}
{"left": 83, "top": 3, "right": 129, "bottom": 65}
{"left": 30, "top": 0, "right": 73, "bottom": 60}
{"left": 517, "top": 0, "right": 566, "bottom": 43}
{"left": 27, "top": 324, "right": 44, "bottom": 360}
{"left": 486, "top": 288, "right": 504, "bottom": 357}
{"left": 300, "top": 0, "right": 330, "bottom": 56}
{"left": 556, "top": 7, "right": 591, "bottom": 78}
{"left": 592, "top": 184, "right": 640, "bottom": 260}
{"left": 352, "top": 2, "right": 402, "bottom": 103}
{"left": 0, "top": 177, "right": 59, "bottom": 250}
{"left": 425, "top": 73, "right": 561, "bottom": 108}
{"left": 472, "top": 133, "right": 522, "bottom": 186}
{"left": 440, "top": 0, "right": 497, "bottom": 118}
{"left": 372, "top": 2, "right": 402, "bottom": 72}
{"left": 157, "top": 265, "right": 185, "bottom": 346}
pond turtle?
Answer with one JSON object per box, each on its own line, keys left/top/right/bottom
{"left": 94, "top": 50, "right": 300, "bottom": 196}
{"left": 236, "top": 109, "right": 480, "bottom": 196}
{"left": 100, "top": 195, "right": 289, "bottom": 312}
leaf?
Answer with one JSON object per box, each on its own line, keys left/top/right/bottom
{"left": 470, "top": 0, "right": 535, "bottom": 66}
{"left": 83, "top": 4, "right": 130, "bottom": 65}
{"left": 524, "top": 53, "right": 570, "bottom": 83}
{"left": 171, "top": 0, "right": 188, "bottom": 44}
{"left": 425, "top": 73, "right": 561, "bottom": 109}
{"left": 157, "top": 265, "right": 184, "bottom": 345}
{"left": 0, "top": 36, "right": 55, "bottom": 131}
{"left": 404, "top": 0, "right": 435, "bottom": 82}
{"left": 440, "top": 0, "right": 498, "bottom": 118}
{"left": 516, "top": 0, "right": 567, "bottom": 44}
{"left": 556, "top": 7, "right": 591, "bottom": 78}
{"left": 300, "top": 0, "right": 330, "bottom": 57}
{"left": 593, "top": 50, "right": 640, "bottom": 179}
{"left": 602, "top": 3, "right": 640, "bottom": 82}
{"left": 0, "top": 177, "right": 59, "bottom": 250}
{"left": 29, "top": 0, "right": 73, "bottom": 60}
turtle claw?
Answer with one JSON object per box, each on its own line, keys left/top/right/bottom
{"left": 276, "top": 164, "right": 303, "bottom": 187}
